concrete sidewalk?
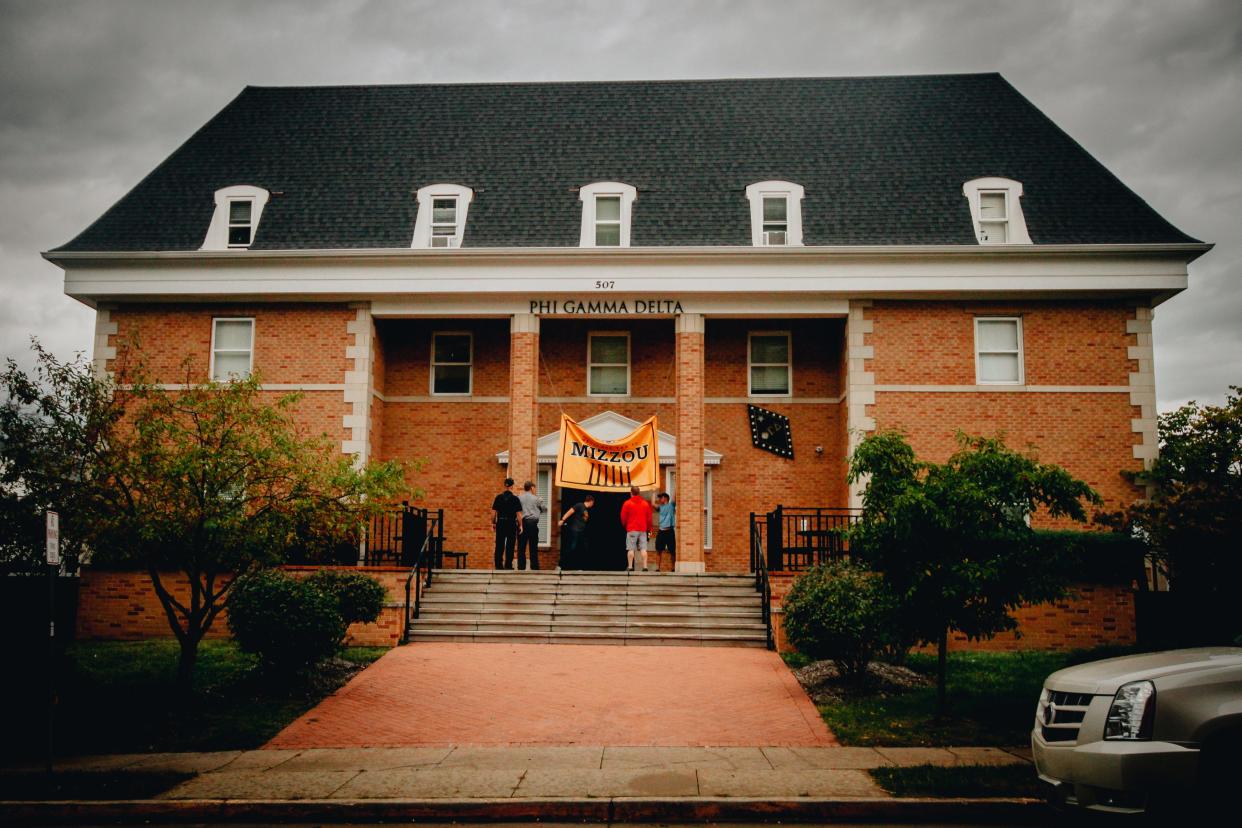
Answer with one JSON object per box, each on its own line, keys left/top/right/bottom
{"left": 13, "top": 745, "right": 1033, "bottom": 801}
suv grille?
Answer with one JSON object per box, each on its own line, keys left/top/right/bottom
{"left": 1037, "top": 690, "right": 1093, "bottom": 744}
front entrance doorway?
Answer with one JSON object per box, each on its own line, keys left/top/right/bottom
{"left": 560, "top": 487, "right": 627, "bottom": 570}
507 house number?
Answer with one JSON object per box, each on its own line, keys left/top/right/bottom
{"left": 594, "top": 280, "right": 615, "bottom": 289}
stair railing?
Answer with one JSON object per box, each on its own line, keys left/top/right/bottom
{"left": 749, "top": 513, "right": 775, "bottom": 650}
{"left": 399, "top": 531, "right": 436, "bottom": 644}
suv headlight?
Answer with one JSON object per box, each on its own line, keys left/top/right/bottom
{"left": 1104, "top": 680, "right": 1156, "bottom": 740}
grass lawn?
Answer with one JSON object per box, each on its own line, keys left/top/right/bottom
{"left": 870, "top": 764, "right": 1043, "bottom": 798}
{"left": 787, "top": 647, "right": 1136, "bottom": 746}
{"left": 5, "top": 639, "right": 386, "bottom": 759}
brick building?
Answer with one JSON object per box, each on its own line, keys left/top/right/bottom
{"left": 47, "top": 75, "right": 1208, "bottom": 577}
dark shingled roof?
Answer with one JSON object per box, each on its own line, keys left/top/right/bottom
{"left": 55, "top": 74, "right": 1198, "bottom": 252}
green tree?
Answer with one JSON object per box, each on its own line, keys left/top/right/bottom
{"left": 848, "top": 431, "right": 1100, "bottom": 713}
{"left": 1122, "top": 388, "right": 1242, "bottom": 642}
{"left": 2, "top": 344, "right": 409, "bottom": 690}
{"left": 1, "top": 343, "right": 125, "bottom": 574}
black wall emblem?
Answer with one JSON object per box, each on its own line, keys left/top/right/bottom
{"left": 748, "top": 405, "right": 793, "bottom": 459}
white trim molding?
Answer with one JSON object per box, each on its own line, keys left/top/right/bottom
{"left": 412, "top": 183, "right": 473, "bottom": 249}
{"left": 873, "top": 384, "right": 1130, "bottom": 393}
{"left": 92, "top": 305, "right": 118, "bottom": 378}
{"left": 201, "top": 185, "right": 270, "bottom": 251}
{"left": 1127, "top": 305, "right": 1159, "bottom": 468}
{"left": 745, "top": 180, "right": 805, "bottom": 247}
{"left": 962, "top": 177, "right": 1032, "bottom": 245}
{"left": 579, "top": 181, "right": 637, "bottom": 248}
{"left": 343, "top": 304, "right": 375, "bottom": 464}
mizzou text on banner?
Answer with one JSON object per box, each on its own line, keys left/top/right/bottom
{"left": 554, "top": 414, "right": 660, "bottom": 492}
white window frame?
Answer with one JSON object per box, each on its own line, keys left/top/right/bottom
{"left": 201, "top": 185, "right": 270, "bottom": 251}
{"left": 587, "top": 331, "right": 631, "bottom": 396}
{"left": 209, "top": 317, "right": 255, "bottom": 381}
{"left": 962, "top": 177, "right": 1032, "bottom": 245}
{"left": 745, "top": 180, "right": 805, "bottom": 247}
{"left": 747, "top": 330, "right": 793, "bottom": 397}
{"left": 973, "top": 316, "right": 1025, "bottom": 385}
{"left": 429, "top": 331, "right": 473, "bottom": 396}
{"left": 578, "top": 181, "right": 637, "bottom": 248}
{"left": 664, "top": 468, "right": 712, "bottom": 550}
{"left": 536, "top": 466, "right": 553, "bottom": 547}
{"left": 412, "top": 183, "right": 473, "bottom": 249}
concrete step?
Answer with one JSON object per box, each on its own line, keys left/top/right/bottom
{"left": 407, "top": 629, "right": 768, "bottom": 647}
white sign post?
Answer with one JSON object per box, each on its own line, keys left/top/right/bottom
{"left": 46, "top": 511, "right": 60, "bottom": 567}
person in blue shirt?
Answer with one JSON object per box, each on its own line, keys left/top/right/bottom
{"left": 655, "top": 491, "right": 676, "bottom": 572}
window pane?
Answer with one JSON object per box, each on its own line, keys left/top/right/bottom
{"left": 980, "top": 192, "right": 1007, "bottom": 219}
{"left": 762, "top": 196, "right": 787, "bottom": 222}
{"left": 591, "top": 335, "right": 627, "bottom": 364}
{"left": 596, "top": 195, "right": 621, "bottom": 221}
{"left": 432, "top": 199, "right": 456, "bottom": 224}
{"left": 229, "top": 200, "right": 252, "bottom": 223}
{"left": 214, "top": 320, "right": 252, "bottom": 350}
{"left": 979, "top": 221, "right": 1008, "bottom": 243}
{"left": 537, "top": 468, "right": 551, "bottom": 545}
{"left": 595, "top": 223, "right": 620, "bottom": 246}
{"left": 977, "top": 320, "right": 1019, "bottom": 351}
{"left": 227, "top": 225, "right": 252, "bottom": 246}
{"left": 590, "top": 365, "right": 628, "bottom": 395}
{"left": 433, "top": 334, "right": 470, "bottom": 364}
{"left": 212, "top": 352, "right": 250, "bottom": 381}
{"left": 979, "top": 353, "right": 1020, "bottom": 382}
{"left": 433, "top": 364, "right": 471, "bottom": 394}
{"left": 750, "top": 334, "right": 789, "bottom": 364}
{"left": 751, "top": 365, "right": 790, "bottom": 394}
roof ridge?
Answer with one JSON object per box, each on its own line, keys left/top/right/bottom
{"left": 241, "top": 72, "right": 1004, "bottom": 93}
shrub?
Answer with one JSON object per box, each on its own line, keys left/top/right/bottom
{"left": 227, "top": 569, "right": 345, "bottom": 675}
{"left": 782, "top": 560, "right": 901, "bottom": 680}
{"left": 304, "top": 569, "right": 386, "bottom": 640}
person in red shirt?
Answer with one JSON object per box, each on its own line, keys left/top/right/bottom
{"left": 619, "top": 485, "right": 654, "bottom": 572}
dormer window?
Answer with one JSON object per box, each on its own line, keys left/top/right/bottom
{"left": 745, "top": 181, "right": 804, "bottom": 246}
{"left": 413, "top": 183, "right": 473, "bottom": 249}
{"left": 962, "top": 177, "right": 1032, "bottom": 245}
{"left": 228, "top": 200, "right": 254, "bottom": 247}
{"left": 579, "top": 182, "right": 637, "bottom": 248}
{"left": 201, "top": 185, "right": 270, "bottom": 251}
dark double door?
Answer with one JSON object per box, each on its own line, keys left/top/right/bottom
{"left": 559, "top": 488, "right": 628, "bottom": 571}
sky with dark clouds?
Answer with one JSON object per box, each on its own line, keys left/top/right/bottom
{"left": 1, "top": 0, "right": 1238, "bottom": 409}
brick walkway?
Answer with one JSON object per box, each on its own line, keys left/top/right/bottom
{"left": 266, "top": 643, "right": 835, "bottom": 748}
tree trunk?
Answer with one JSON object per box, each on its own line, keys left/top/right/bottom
{"left": 936, "top": 628, "right": 948, "bottom": 717}
{"left": 175, "top": 638, "right": 199, "bottom": 696}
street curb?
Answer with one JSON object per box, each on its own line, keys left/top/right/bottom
{"left": 1, "top": 795, "right": 1049, "bottom": 824}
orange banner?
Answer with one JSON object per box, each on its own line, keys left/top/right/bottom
{"left": 553, "top": 414, "right": 660, "bottom": 492}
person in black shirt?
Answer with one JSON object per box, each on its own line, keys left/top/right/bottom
{"left": 491, "top": 478, "right": 522, "bottom": 569}
{"left": 558, "top": 494, "right": 594, "bottom": 570}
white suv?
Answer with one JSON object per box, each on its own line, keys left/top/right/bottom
{"left": 1032, "top": 647, "right": 1242, "bottom": 814}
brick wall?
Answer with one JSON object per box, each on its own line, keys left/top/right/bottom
{"left": 865, "top": 300, "right": 1144, "bottom": 515}
{"left": 76, "top": 566, "right": 410, "bottom": 648}
{"left": 768, "top": 573, "right": 1136, "bottom": 654}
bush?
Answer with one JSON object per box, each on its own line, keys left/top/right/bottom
{"left": 227, "top": 569, "right": 345, "bottom": 675}
{"left": 304, "top": 569, "right": 386, "bottom": 638}
{"left": 782, "top": 560, "right": 901, "bottom": 680}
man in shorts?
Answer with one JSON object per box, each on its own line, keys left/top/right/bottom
{"left": 558, "top": 494, "right": 594, "bottom": 570}
{"left": 619, "top": 485, "right": 653, "bottom": 571}
{"left": 654, "top": 491, "right": 676, "bottom": 572}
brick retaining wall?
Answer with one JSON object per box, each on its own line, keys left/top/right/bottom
{"left": 76, "top": 566, "right": 410, "bottom": 648}
{"left": 768, "top": 573, "right": 1136, "bottom": 654}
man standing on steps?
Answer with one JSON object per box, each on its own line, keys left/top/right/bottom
{"left": 516, "top": 479, "right": 546, "bottom": 571}
{"left": 491, "top": 477, "right": 522, "bottom": 570}
{"left": 655, "top": 491, "right": 676, "bottom": 572}
{"left": 558, "top": 493, "right": 594, "bottom": 570}
{"left": 620, "top": 485, "right": 654, "bottom": 572}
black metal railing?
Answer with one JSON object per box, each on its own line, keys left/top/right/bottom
{"left": 365, "top": 503, "right": 444, "bottom": 567}
{"left": 749, "top": 514, "right": 775, "bottom": 650}
{"left": 399, "top": 530, "right": 437, "bottom": 643}
{"left": 752, "top": 505, "right": 862, "bottom": 572}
